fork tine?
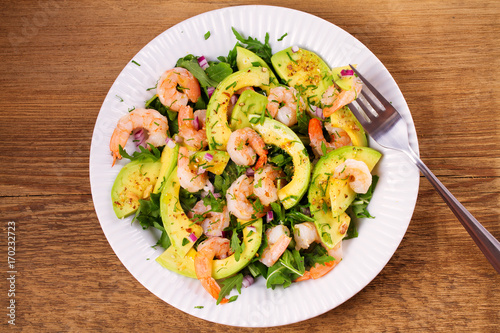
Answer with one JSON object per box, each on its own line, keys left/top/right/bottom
{"left": 349, "top": 64, "right": 393, "bottom": 109}
{"left": 347, "top": 102, "right": 372, "bottom": 129}
{"left": 355, "top": 97, "right": 377, "bottom": 121}
{"left": 360, "top": 90, "right": 384, "bottom": 114}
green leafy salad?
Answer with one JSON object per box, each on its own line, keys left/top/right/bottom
{"left": 109, "top": 28, "right": 382, "bottom": 305}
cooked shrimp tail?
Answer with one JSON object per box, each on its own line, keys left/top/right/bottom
{"left": 295, "top": 241, "right": 343, "bottom": 282}
{"left": 194, "top": 237, "right": 231, "bottom": 303}
{"left": 308, "top": 118, "right": 351, "bottom": 157}
{"left": 322, "top": 80, "right": 362, "bottom": 117}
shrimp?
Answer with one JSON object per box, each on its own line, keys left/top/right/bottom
{"left": 226, "top": 175, "right": 266, "bottom": 220}
{"left": 253, "top": 164, "right": 284, "bottom": 206}
{"left": 334, "top": 158, "right": 372, "bottom": 194}
{"left": 177, "top": 146, "right": 208, "bottom": 193}
{"left": 321, "top": 79, "right": 362, "bottom": 117}
{"left": 157, "top": 67, "right": 201, "bottom": 112}
{"left": 260, "top": 225, "right": 292, "bottom": 267}
{"left": 308, "top": 118, "right": 351, "bottom": 157}
{"left": 189, "top": 200, "right": 230, "bottom": 238}
{"left": 267, "top": 86, "right": 305, "bottom": 127}
{"left": 194, "top": 237, "right": 232, "bottom": 303}
{"left": 295, "top": 241, "right": 343, "bottom": 282}
{"left": 226, "top": 128, "right": 268, "bottom": 169}
{"left": 109, "top": 108, "right": 169, "bottom": 166}
{"left": 177, "top": 105, "right": 207, "bottom": 150}
{"left": 293, "top": 222, "right": 320, "bottom": 251}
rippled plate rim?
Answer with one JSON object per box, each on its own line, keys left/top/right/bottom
{"left": 89, "top": 5, "right": 420, "bottom": 327}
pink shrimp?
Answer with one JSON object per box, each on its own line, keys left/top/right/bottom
{"left": 189, "top": 200, "right": 230, "bottom": 238}
{"left": 259, "top": 225, "right": 292, "bottom": 267}
{"left": 109, "top": 108, "right": 169, "bottom": 166}
{"left": 157, "top": 67, "right": 201, "bottom": 112}
{"left": 177, "top": 146, "right": 208, "bottom": 193}
{"left": 194, "top": 237, "right": 232, "bottom": 304}
{"left": 321, "top": 80, "right": 362, "bottom": 117}
{"left": 308, "top": 118, "right": 351, "bottom": 157}
{"left": 266, "top": 86, "right": 304, "bottom": 127}
{"left": 226, "top": 128, "right": 268, "bottom": 169}
{"left": 177, "top": 105, "right": 208, "bottom": 150}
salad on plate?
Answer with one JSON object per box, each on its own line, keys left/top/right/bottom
{"left": 109, "top": 29, "right": 382, "bottom": 305}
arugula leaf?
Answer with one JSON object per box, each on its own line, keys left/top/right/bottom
{"left": 202, "top": 191, "right": 225, "bottom": 213}
{"left": 279, "top": 249, "right": 305, "bottom": 276}
{"left": 133, "top": 192, "right": 171, "bottom": 250}
{"left": 231, "top": 27, "right": 273, "bottom": 67}
{"left": 118, "top": 143, "right": 161, "bottom": 162}
{"left": 350, "top": 175, "right": 379, "bottom": 218}
{"left": 265, "top": 249, "right": 305, "bottom": 289}
{"left": 205, "top": 62, "right": 233, "bottom": 83}
{"left": 303, "top": 243, "right": 335, "bottom": 268}
{"left": 230, "top": 229, "right": 245, "bottom": 262}
{"left": 179, "top": 187, "right": 199, "bottom": 213}
{"left": 213, "top": 160, "right": 247, "bottom": 196}
{"left": 217, "top": 273, "right": 243, "bottom": 305}
{"left": 176, "top": 54, "right": 218, "bottom": 88}
{"left": 247, "top": 261, "right": 268, "bottom": 278}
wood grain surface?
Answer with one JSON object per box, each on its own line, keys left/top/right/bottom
{"left": 1, "top": 0, "right": 499, "bottom": 331}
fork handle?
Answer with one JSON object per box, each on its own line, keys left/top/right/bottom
{"left": 406, "top": 150, "right": 500, "bottom": 274}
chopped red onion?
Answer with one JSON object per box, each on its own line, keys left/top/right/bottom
{"left": 246, "top": 225, "right": 257, "bottom": 233}
{"left": 193, "top": 115, "right": 200, "bottom": 131}
{"left": 134, "top": 129, "right": 146, "bottom": 147}
{"left": 291, "top": 45, "right": 299, "bottom": 53}
{"left": 315, "top": 106, "right": 324, "bottom": 120}
{"left": 165, "top": 137, "right": 176, "bottom": 149}
{"left": 267, "top": 210, "right": 274, "bottom": 222}
{"left": 198, "top": 55, "right": 209, "bottom": 70}
{"left": 204, "top": 153, "right": 213, "bottom": 161}
{"left": 207, "top": 87, "right": 215, "bottom": 98}
{"left": 221, "top": 231, "right": 228, "bottom": 238}
{"left": 230, "top": 94, "right": 238, "bottom": 105}
{"left": 188, "top": 232, "right": 198, "bottom": 242}
{"left": 197, "top": 166, "right": 206, "bottom": 175}
{"left": 246, "top": 168, "right": 255, "bottom": 177}
{"left": 340, "top": 69, "right": 354, "bottom": 77}
{"left": 242, "top": 275, "right": 254, "bottom": 288}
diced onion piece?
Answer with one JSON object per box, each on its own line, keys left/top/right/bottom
{"left": 188, "top": 232, "right": 198, "bottom": 242}
{"left": 246, "top": 225, "right": 257, "bottom": 233}
{"left": 340, "top": 69, "right": 354, "bottom": 77}
{"left": 193, "top": 116, "right": 200, "bottom": 130}
{"left": 242, "top": 275, "right": 254, "bottom": 288}
{"left": 267, "top": 210, "right": 274, "bottom": 222}
{"left": 246, "top": 168, "right": 255, "bottom": 177}
{"left": 198, "top": 55, "right": 209, "bottom": 70}
{"left": 204, "top": 153, "right": 213, "bottom": 161}
{"left": 291, "top": 45, "right": 299, "bottom": 53}
{"left": 174, "top": 134, "right": 183, "bottom": 143}
{"left": 207, "top": 87, "right": 215, "bottom": 98}
{"left": 300, "top": 206, "right": 311, "bottom": 216}
{"left": 165, "top": 137, "right": 176, "bottom": 149}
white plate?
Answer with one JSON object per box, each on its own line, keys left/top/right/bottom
{"left": 90, "top": 5, "right": 420, "bottom": 327}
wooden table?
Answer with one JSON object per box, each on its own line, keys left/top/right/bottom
{"left": 1, "top": 0, "right": 499, "bottom": 331}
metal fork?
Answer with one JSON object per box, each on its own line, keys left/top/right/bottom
{"left": 347, "top": 64, "right": 500, "bottom": 274}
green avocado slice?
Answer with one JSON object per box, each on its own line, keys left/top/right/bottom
{"left": 206, "top": 67, "right": 270, "bottom": 150}
{"left": 236, "top": 46, "right": 278, "bottom": 93}
{"left": 159, "top": 167, "right": 204, "bottom": 258}
{"left": 156, "top": 218, "right": 263, "bottom": 279}
{"left": 329, "top": 106, "right": 368, "bottom": 147}
{"left": 229, "top": 90, "right": 269, "bottom": 131}
{"left": 250, "top": 115, "right": 311, "bottom": 209}
{"left": 309, "top": 146, "right": 382, "bottom": 248}
{"left": 271, "top": 46, "right": 333, "bottom": 105}
{"left": 153, "top": 144, "right": 179, "bottom": 193}
{"left": 111, "top": 158, "right": 162, "bottom": 219}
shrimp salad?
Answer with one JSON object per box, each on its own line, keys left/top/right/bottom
{"left": 109, "top": 29, "right": 381, "bottom": 305}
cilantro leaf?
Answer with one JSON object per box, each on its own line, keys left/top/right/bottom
{"left": 230, "top": 229, "right": 245, "bottom": 262}
{"left": 118, "top": 143, "right": 161, "bottom": 162}
{"left": 217, "top": 273, "right": 243, "bottom": 305}
{"left": 231, "top": 27, "right": 273, "bottom": 67}
{"left": 205, "top": 62, "right": 233, "bottom": 83}
{"left": 303, "top": 243, "right": 335, "bottom": 268}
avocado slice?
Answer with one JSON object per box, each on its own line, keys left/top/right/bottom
{"left": 159, "top": 167, "right": 204, "bottom": 258}
{"left": 156, "top": 218, "right": 263, "bottom": 279}
{"left": 309, "top": 146, "right": 382, "bottom": 248}
{"left": 229, "top": 90, "right": 269, "bottom": 131}
{"left": 329, "top": 106, "right": 368, "bottom": 147}
{"left": 236, "top": 46, "right": 278, "bottom": 93}
{"left": 153, "top": 144, "right": 179, "bottom": 193}
{"left": 331, "top": 65, "right": 357, "bottom": 91}
{"left": 111, "top": 158, "right": 162, "bottom": 218}
{"left": 271, "top": 46, "right": 333, "bottom": 105}
{"left": 191, "top": 150, "right": 230, "bottom": 175}
{"left": 206, "top": 67, "right": 270, "bottom": 150}
{"left": 250, "top": 115, "right": 311, "bottom": 209}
